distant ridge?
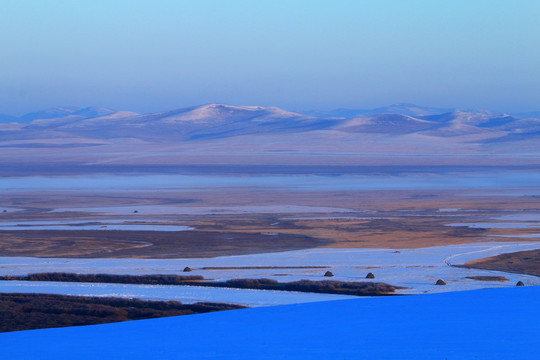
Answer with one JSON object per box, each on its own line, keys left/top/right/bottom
{"left": 303, "top": 103, "right": 454, "bottom": 118}
{"left": 1, "top": 103, "right": 540, "bottom": 145}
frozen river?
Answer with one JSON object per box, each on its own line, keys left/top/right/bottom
{"left": 0, "top": 242, "right": 538, "bottom": 306}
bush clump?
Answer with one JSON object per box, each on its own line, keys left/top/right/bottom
{"left": 221, "top": 278, "right": 403, "bottom": 296}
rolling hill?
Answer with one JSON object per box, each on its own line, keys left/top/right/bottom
{"left": 1, "top": 103, "right": 540, "bottom": 170}
{"left": 3, "top": 103, "right": 539, "bottom": 142}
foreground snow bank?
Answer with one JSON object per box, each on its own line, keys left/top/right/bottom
{"left": 2, "top": 286, "right": 539, "bottom": 359}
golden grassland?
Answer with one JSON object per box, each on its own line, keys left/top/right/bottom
{"left": 1, "top": 189, "right": 539, "bottom": 258}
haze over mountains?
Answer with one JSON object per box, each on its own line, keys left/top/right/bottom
{"left": 2, "top": 103, "right": 540, "bottom": 143}
{"left": 1, "top": 103, "right": 540, "bottom": 173}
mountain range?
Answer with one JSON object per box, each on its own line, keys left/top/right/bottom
{"left": 2, "top": 103, "right": 540, "bottom": 175}
{"left": 2, "top": 103, "right": 540, "bottom": 145}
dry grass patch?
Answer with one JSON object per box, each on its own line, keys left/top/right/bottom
{"left": 460, "top": 249, "right": 540, "bottom": 277}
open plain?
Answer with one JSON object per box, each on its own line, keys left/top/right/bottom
{"left": 3, "top": 183, "right": 540, "bottom": 257}
{"left": 2, "top": 118, "right": 540, "bottom": 357}
{"left": 2, "top": 103, "right": 540, "bottom": 353}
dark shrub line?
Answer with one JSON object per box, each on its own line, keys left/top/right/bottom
{"left": 0, "top": 272, "right": 204, "bottom": 285}
{"left": 465, "top": 275, "right": 508, "bottom": 282}
{"left": 0, "top": 272, "right": 404, "bottom": 296}
{"left": 219, "top": 278, "right": 404, "bottom": 296}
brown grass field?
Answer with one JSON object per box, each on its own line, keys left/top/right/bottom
{"left": 461, "top": 249, "right": 540, "bottom": 277}
{"left": 1, "top": 188, "right": 540, "bottom": 258}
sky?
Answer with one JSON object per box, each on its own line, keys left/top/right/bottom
{"left": 1, "top": 0, "right": 539, "bottom": 115}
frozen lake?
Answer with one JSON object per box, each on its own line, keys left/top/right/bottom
{"left": 2, "top": 170, "right": 540, "bottom": 192}
{"left": 448, "top": 222, "right": 540, "bottom": 229}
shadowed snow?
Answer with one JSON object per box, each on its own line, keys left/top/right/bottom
{"left": 1, "top": 286, "right": 538, "bottom": 359}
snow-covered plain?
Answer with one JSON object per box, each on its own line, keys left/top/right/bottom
{"left": 0, "top": 242, "right": 538, "bottom": 306}
{"left": 1, "top": 286, "right": 538, "bottom": 359}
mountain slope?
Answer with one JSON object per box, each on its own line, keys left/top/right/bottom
{"left": 337, "top": 114, "right": 440, "bottom": 135}
{"left": 305, "top": 103, "right": 453, "bottom": 118}
{"left": 13, "top": 104, "right": 338, "bottom": 141}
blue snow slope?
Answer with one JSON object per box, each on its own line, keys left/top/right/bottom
{"left": 2, "top": 286, "right": 539, "bottom": 359}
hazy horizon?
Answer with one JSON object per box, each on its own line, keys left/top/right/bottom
{"left": 2, "top": 1, "right": 539, "bottom": 115}
{"left": 2, "top": 101, "right": 539, "bottom": 119}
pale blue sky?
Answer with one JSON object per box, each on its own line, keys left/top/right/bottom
{"left": 1, "top": 0, "right": 539, "bottom": 115}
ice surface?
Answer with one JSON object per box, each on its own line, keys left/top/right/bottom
{"left": 448, "top": 222, "right": 540, "bottom": 229}
{"left": 1, "top": 286, "right": 538, "bottom": 359}
{"left": 5, "top": 172, "right": 540, "bottom": 192}
{"left": 488, "top": 234, "right": 540, "bottom": 238}
{"left": 493, "top": 213, "right": 540, "bottom": 221}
